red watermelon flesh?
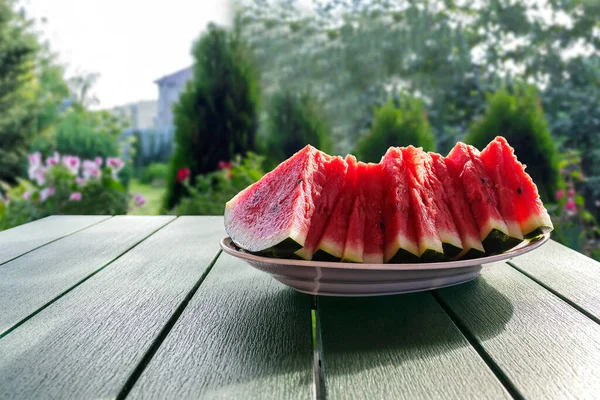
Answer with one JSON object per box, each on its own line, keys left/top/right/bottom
{"left": 446, "top": 143, "right": 520, "bottom": 254}
{"left": 341, "top": 162, "right": 367, "bottom": 263}
{"left": 313, "top": 155, "right": 358, "bottom": 261}
{"left": 402, "top": 147, "right": 445, "bottom": 260}
{"left": 481, "top": 136, "right": 553, "bottom": 237}
{"left": 380, "top": 147, "right": 419, "bottom": 262}
{"left": 430, "top": 153, "right": 485, "bottom": 259}
{"left": 362, "top": 162, "right": 385, "bottom": 263}
{"left": 295, "top": 156, "right": 348, "bottom": 260}
{"left": 224, "top": 145, "right": 328, "bottom": 254}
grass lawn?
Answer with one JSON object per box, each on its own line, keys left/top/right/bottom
{"left": 128, "top": 179, "right": 166, "bottom": 216}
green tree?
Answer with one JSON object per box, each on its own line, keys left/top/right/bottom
{"left": 164, "top": 23, "right": 260, "bottom": 210}
{"left": 464, "top": 86, "right": 559, "bottom": 203}
{"left": 354, "top": 97, "right": 435, "bottom": 163}
{"left": 0, "top": 0, "right": 39, "bottom": 183}
{"left": 264, "top": 90, "right": 331, "bottom": 167}
{"left": 54, "top": 110, "right": 119, "bottom": 159}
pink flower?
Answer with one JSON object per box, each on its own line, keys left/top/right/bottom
{"left": 106, "top": 157, "right": 124, "bottom": 179}
{"left": 32, "top": 168, "right": 47, "bottom": 186}
{"left": 28, "top": 152, "right": 42, "bottom": 169}
{"left": 39, "top": 187, "right": 55, "bottom": 202}
{"left": 23, "top": 191, "right": 31, "bottom": 200}
{"left": 46, "top": 152, "right": 60, "bottom": 167}
{"left": 565, "top": 198, "right": 576, "bottom": 213}
{"left": 133, "top": 194, "right": 146, "bottom": 207}
{"left": 75, "top": 177, "right": 87, "bottom": 186}
{"left": 62, "top": 155, "right": 81, "bottom": 175}
{"left": 95, "top": 157, "right": 103, "bottom": 167}
{"left": 69, "top": 192, "right": 82, "bottom": 201}
{"left": 555, "top": 189, "right": 564, "bottom": 200}
{"left": 567, "top": 188, "right": 575, "bottom": 198}
{"left": 47, "top": 187, "right": 55, "bottom": 196}
{"left": 82, "top": 160, "right": 101, "bottom": 180}
{"left": 218, "top": 160, "right": 233, "bottom": 170}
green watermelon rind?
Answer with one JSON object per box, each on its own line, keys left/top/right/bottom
{"left": 482, "top": 228, "right": 524, "bottom": 255}
{"left": 312, "top": 239, "right": 343, "bottom": 261}
{"left": 384, "top": 234, "right": 419, "bottom": 263}
{"left": 255, "top": 236, "right": 304, "bottom": 258}
{"left": 521, "top": 213, "right": 554, "bottom": 239}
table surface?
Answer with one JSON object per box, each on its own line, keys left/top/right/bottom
{"left": 1, "top": 215, "right": 599, "bottom": 399}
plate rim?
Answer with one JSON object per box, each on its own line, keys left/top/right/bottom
{"left": 219, "top": 233, "right": 550, "bottom": 271}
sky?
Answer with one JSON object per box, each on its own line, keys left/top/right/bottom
{"left": 23, "top": 0, "right": 233, "bottom": 110}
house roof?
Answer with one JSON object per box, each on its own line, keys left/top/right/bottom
{"left": 154, "top": 66, "right": 193, "bottom": 85}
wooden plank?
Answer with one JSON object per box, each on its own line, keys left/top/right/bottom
{"left": 0, "top": 215, "right": 173, "bottom": 336}
{"left": 318, "top": 293, "right": 510, "bottom": 399}
{"left": 436, "top": 263, "right": 600, "bottom": 400}
{"left": 0, "top": 216, "right": 223, "bottom": 399}
{"left": 0, "top": 215, "right": 110, "bottom": 265}
{"left": 128, "top": 253, "right": 314, "bottom": 400}
{"left": 509, "top": 239, "right": 600, "bottom": 321}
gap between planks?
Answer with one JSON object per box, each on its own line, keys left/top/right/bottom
{"left": 506, "top": 261, "right": 600, "bottom": 325}
{"left": 0, "top": 216, "right": 113, "bottom": 267}
{"left": 311, "top": 295, "right": 326, "bottom": 400}
{"left": 431, "top": 289, "right": 524, "bottom": 400}
{"left": 116, "top": 249, "right": 223, "bottom": 399}
{"left": 0, "top": 217, "right": 177, "bottom": 340}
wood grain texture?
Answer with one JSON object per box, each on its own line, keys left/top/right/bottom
{"left": 509, "top": 239, "right": 600, "bottom": 320}
{"left": 0, "top": 215, "right": 110, "bottom": 265}
{"left": 0, "top": 216, "right": 223, "bottom": 399}
{"left": 318, "top": 292, "right": 510, "bottom": 400}
{"left": 0, "top": 215, "right": 173, "bottom": 335}
{"left": 128, "top": 253, "right": 314, "bottom": 400}
{"left": 436, "top": 262, "right": 600, "bottom": 400}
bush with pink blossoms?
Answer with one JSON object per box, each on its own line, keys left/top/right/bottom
{"left": 0, "top": 152, "right": 146, "bottom": 231}
{"left": 549, "top": 149, "right": 600, "bottom": 259}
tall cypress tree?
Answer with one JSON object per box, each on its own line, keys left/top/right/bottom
{"left": 164, "top": 23, "right": 260, "bottom": 210}
{"left": 0, "top": 1, "right": 39, "bottom": 183}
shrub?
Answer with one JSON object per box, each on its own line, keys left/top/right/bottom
{"left": 55, "top": 112, "right": 119, "bottom": 159}
{"left": 354, "top": 97, "right": 435, "bottom": 163}
{"left": 0, "top": 153, "right": 144, "bottom": 231}
{"left": 164, "top": 23, "right": 260, "bottom": 210}
{"left": 175, "top": 153, "right": 265, "bottom": 215}
{"left": 140, "top": 163, "right": 169, "bottom": 185}
{"left": 464, "top": 85, "right": 559, "bottom": 202}
{"left": 264, "top": 90, "right": 332, "bottom": 168}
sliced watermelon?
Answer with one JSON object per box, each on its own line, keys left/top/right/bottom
{"left": 446, "top": 143, "right": 522, "bottom": 254}
{"left": 362, "top": 162, "right": 385, "bottom": 263}
{"left": 481, "top": 137, "right": 553, "bottom": 238}
{"left": 402, "top": 147, "right": 445, "bottom": 261}
{"left": 429, "top": 153, "right": 485, "bottom": 259}
{"left": 380, "top": 147, "right": 419, "bottom": 263}
{"left": 295, "top": 156, "right": 348, "bottom": 260}
{"left": 224, "top": 145, "right": 328, "bottom": 255}
{"left": 341, "top": 162, "right": 367, "bottom": 263}
{"left": 313, "top": 155, "right": 358, "bottom": 261}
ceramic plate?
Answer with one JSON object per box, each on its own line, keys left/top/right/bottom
{"left": 220, "top": 233, "right": 551, "bottom": 297}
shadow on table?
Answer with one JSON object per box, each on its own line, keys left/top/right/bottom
{"left": 316, "top": 277, "right": 513, "bottom": 376}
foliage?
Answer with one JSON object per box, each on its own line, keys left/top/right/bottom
{"left": 547, "top": 150, "right": 600, "bottom": 258}
{"left": 0, "top": 0, "right": 40, "bottom": 184}
{"left": 464, "top": 85, "right": 559, "bottom": 203}
{"left": 264, "top": 90, "right": 331, "bottom": 167}
{"left": 164, "top": 22, "right": 261, "bottom": 210}
{"left": 175, "top": 153, "right": 265, "bottom": 216}
{"left": 54, "top": 111, "right": 119, "bottom": 159}
{"left": 139, "top": 163, "right": 169, "bottom": 185}
{"left": 0, "top": 152, "right": 143, "bottom": 231}
{"left": 354, "top": 97, "right": 435, "bottom": 163}
{"left": 132, "top": 130, "right": 173, "bottom": 171}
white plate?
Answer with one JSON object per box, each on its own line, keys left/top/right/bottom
{"left": 220, "top": 233, "right": 551, "bottom": 297}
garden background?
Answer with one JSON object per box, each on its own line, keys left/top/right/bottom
{"left": 1, "top": 0, "right": 599, "bottom": 260}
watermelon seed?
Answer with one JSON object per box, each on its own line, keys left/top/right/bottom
{"left": 517, "top": 188, "right": 522, "bottom": 194}
{"left": 297, "top": 179, "right": 303, "bottom": 185}
{"left": 481, "top": 178, "right": 486, "bottom": 183}
{"left": 379, "top": 221, "right": 384, "bottom": 230}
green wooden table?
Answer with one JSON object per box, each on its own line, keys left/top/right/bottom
{"left": 1, "top": 216, "right": 599, "bottom": 399}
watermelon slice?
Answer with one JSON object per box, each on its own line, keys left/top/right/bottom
{"left": 341, "top": 162, "right": 368, "bottom": 263}
{"left": 362, "top": 162, "right": 385, "bottom": 263}
{"left": 446, "top": 143, "right": 522, "bottom": 254}
{"left": 224, "top": 145, "right": 328, "bottom": 255}
{"left": 430, "top": 153, "right": 485, "bottom": 259}
{"left": 380, "top": 147, "right": 419, "bottom": 263}
{"left": 481, "top": 136, "right": 553, "bottom": 238}
{"left": 295, "top": 156, "right": 348, "bottom": 260}
{"left": 402, "top": 147, "right": 445, "bottom": 261}
{"left": 313, "top": 155, "right": 358, "bottom": 261}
